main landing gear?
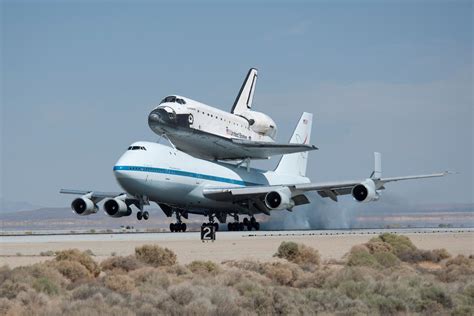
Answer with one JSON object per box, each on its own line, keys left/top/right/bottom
{"left": 170, "top": 210, "right": 187, "bottom": 232}
{"left": 228, "top": 216, "right": 260, "bottom": 231}
{"left": 136, "top": 211, "right": 149, "bottom": 221}
{"left": 202, "top": 214, "right": 219, "bottom": 232}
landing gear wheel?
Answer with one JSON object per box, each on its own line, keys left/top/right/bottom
{"left": 243, "top": 218, "right": 249, "bottom": 226}
{"left": 238, "top": 222, "right": 245, "bottom": 231}
{"left": 253, "top": 222, "right": 260, "bottom": 231}
{"left": 170, "top": 223, "right": 175, "bottom": 232}
{"left": 181, "top": 223, "right": 187, "bottom": 232}
{"left": 137, "top": 212, "right": 143, "bottom": 220}
{"left": 143, "top": 211, "right": 149, "bottom": 220}
{"left": 213, "top": 223, "right": 219, "bottom": 231}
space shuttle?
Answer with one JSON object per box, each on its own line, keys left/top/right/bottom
{"left": 148, "top": 68, "right": 317, "bottom": 161}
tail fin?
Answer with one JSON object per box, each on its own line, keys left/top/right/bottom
{"left": 231, "top": 68, "right": 258, "bottom": 114}
{"left": 274, "top": 112, "right": 313, "bottom": 177}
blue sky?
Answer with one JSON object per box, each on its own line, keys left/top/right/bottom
{"left": 1, "top": 1, "right": 472, "bottom": 207}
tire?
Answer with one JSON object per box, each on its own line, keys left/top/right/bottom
{"left": 137, "top": 212, "right": 143, "bottom": 220}
{"left": 170, "top": 223, "right": 175, "bottom": 232}
{"left": 238, "top": 223, "right": 245, "bottom": 231}
{"left": 250, "top": 217, "right": 256, "bottom": 224}
{"left": 143, "top": 211, "right": 149, "bottom": 220}
{"left": 213, "top": 223, "right": 219, "bottom": 231}
{"left": 243, "top": 218, "right": 249, "bottom": 225}
{"left": 181, "top": 223, "right": 187, "bottom": 232}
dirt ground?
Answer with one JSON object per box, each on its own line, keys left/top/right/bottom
{"left": 1, "top": 232, "right": 473, "bottom": 268}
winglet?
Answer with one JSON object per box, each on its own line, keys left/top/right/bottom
{"left": 231, "top": 68, "right": 258, "bottom": 114}
{"left": 371, "top": 152, "right": 382, "bottom": 179}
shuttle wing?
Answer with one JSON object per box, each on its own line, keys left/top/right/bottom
{"left": 168, "top": 129, "right": 317, "bottom": 160}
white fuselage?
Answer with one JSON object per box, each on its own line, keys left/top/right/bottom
{"left": 114, "top": 141, "right": 309, "bottom": 215}
{"left": 149, "top": 95, "right": 277, "bottom": 142}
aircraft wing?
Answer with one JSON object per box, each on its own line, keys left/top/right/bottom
{"left": 59, "top": 189, "right": 143, "bottom": 206}
{"left": 203, "top": 171, "right": 448, "bottom": 207}
{"left": 60, "top": 189, "right": 129, "bottom": 199}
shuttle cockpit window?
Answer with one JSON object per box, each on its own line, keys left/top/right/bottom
{"left": 160, "top": 96, "right": 176, "bottom": 104}
{"left": 128, "top": 146, "right": 147, "bottom": 151}
{"left": 160, "top": 96, "right": 186, "bottom": 105}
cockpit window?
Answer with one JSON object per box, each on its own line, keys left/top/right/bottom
{"left": 128, "top": 146, "right": 147, "bottom": 151}
{"left": 160, "top": 96, "right": 186, "bottom": 105}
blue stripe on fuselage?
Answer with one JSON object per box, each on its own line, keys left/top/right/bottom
{"left": 113, "top": 165, "right": 261, "bottom": 186}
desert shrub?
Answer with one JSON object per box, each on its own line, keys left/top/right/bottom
{"left": 365, "top": 240, "right": 393, "bottom": 254}
{"left": 16, "top": 289, "right": 48, "bottom": 309}
{"left": 420, "top": 285, "right": 453, "bottom": 309}
{"left": 373, "top": 251, "right": 400, "bottom": 268}
{"left": 39, "top": 250, "right": 55, "bottom": 256}
{"left": 437, "top": 255, "right": 474, "bottom": 282}
{"left": 100, "top": 255, "right": 142, "bottom": 273}
{"left": 53, "top": 260, "right": 92, "bottom": 282}
{"left": 183, "top": 297, "right": 215, "bottom": 316}
{"left": 338, "top": 280, "right": 369, "bottom": 299}
{"left": 168, "top": 282, "right": 195, "bottom": 305}
{"left": 132, "top": 268, "right": 171, "bottom": 291}
{"left": 33, "top": 277, "right": 59, "bottom": 295}
{"left": 263, "top": 262, "right": 300, "bottom": 286}
{"left": 0, "top": 297, "right": 15, "bottom": 315}
{"left": 347, "top": 245, "right": 378, "bottom": 267}
{"left": 274, "top": 241, "right": 320, "bottom": 265}
{"left": 55, "top": 249, "right": 100, "bottom": 277}
{"left": 186, "top": 260, "right": 220, "bottom": 275}
{"left": 431, "top": 248, "right": 451, "bottom": 262}
{"left": 367, "top": 294, "right": 407, "bottom": 315}
{"left": 103, "top": 274, "right": 135, "bottom": 294}
{"left": 0, "top": 279, "right": 30, "bottom": 299}
{"left": 375, "top": 233, "right": 417, "bottom": 256}
{"left": 135, "top": 244, "right": 177, "bottom": 267}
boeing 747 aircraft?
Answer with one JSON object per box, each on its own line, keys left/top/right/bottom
{"left": 61, "top": 112, "right": 448, "bottom": 232}
{"left": 148, "top": 68, "right": 317, "bottom": 160}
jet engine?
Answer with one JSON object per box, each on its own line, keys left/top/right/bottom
{"left": 239, "top": 110, "right": 277, "bottom": 139}
{"left": 71, "top": 197, "right": 98, "bottom": 216}
{"left": 351, "top": 179, "right": 380, "bottom": 202}
{"left": 264, "top": 187, "right": 295, "bottom": 210}
{"left": 103, "top": 198, "right": 132, "bottom": 218}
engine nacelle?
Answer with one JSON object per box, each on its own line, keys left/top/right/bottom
{"left": 103, "top": 198, "right": 132, "bottom": 218}
{"left": 71, "top": 197, "right": 98, "bottom": 216}
{"left": 264, "top": 187, "right": 295, "bottom": 210}
{"left": 239, "top": 110, "right": 277, "bottom": 138}
{"left": 351, "top": 179, "right": 380, "bottom": 203}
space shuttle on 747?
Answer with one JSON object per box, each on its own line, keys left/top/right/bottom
{"left": 148, "top": 68, "right": 317, "bottom": 161}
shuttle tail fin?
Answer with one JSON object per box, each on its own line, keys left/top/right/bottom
{"left": 274, "top": 112, "right": 313, "bottom": 177}
{"left": 231, "top": 68, "right": 258, "bottom": 114}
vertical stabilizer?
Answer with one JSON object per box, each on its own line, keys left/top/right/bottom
{"left": 231, "top": 68, "right": 258, "bottom": 114}
{"left": 274, "top": 112, "right": 313, "bottom": 177}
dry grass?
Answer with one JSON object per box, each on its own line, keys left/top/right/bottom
{"left": 0, "top": 235, "right": 473, "bottom": 315}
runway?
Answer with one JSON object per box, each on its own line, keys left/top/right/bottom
{"left": 1, "top": 228, "right": 473, "bottom": 268}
